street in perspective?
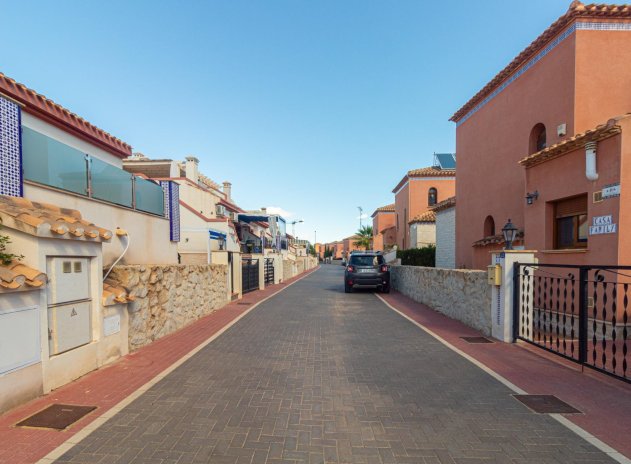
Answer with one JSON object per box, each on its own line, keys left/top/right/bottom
{"left": 1, "top": 1, "right": 631, "bottom": 463}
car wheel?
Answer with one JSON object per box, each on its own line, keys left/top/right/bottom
{"left": 381, "top": 285, "right": 390, "bottom": 294}
{"left": 345, "top": 284, "right": 352, "bottom": 293}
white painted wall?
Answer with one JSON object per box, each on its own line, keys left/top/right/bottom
{"left": 410, "top": 223, "right": 436, "bottom": 248}
{"left": 436, "top": 207, "right": 456, "bottom": 269}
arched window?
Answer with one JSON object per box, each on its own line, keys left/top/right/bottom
{"left": 484, "top": 215, "right": 495, "bottom": 238}
{"left": 428, "top": 188, "right": 437, "bottom": 206}
{"left": 529, "top": 123, "right": 546, "bottom": 154}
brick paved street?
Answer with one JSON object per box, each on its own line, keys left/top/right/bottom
{"left": 54, "top": 265, "right": 615, "bottom": 463}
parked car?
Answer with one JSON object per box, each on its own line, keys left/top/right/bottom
{"left": 344, "top": 252, "right": 390, "bottom": 293}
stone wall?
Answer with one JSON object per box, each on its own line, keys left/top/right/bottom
{"left": 110, "top": 264, "right": 228, "bottom": 351}
{"left": 390, "top": 266, "right": 492, "bottom": 335}
{"left": 436, "top": 207, "right": 456, "bottom": 269}
{"left": 282, "top": 257, "right": 318, "bottom": 282}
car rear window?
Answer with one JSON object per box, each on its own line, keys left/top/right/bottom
{"left": 350, "top": 255, "right": 384, "bottom": 266}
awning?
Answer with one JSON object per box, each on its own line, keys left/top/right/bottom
{"left": 208, "top": 229, "right": 227, "bottom": 240}
{"left": 238, "top": 214, "right": 269, "bottom": 223}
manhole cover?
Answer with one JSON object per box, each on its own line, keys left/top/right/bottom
{"left": 461, "top": 336, "right": 494, "bottom": 344}
{"left": 513, "top": 395, "right": 581, "bottom": 414}
{"left": 16, "top": 404, "right": 96, "bottom": 430}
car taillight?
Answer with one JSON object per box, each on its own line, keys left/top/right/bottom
{"left": 380, "top": 265, "right": 388, "bottom": 272}
{"left": 347, "top": 265, "right": 355, "bottom": 272}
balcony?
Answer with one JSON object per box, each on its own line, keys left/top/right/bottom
{"left": 241, "top": 239, "right": 263, "bottom": 254}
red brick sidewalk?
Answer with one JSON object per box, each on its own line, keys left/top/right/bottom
{"left": 380, "top": 291, "right": 631, "bottom": 461}
{"left": 0, "top": 267, "right": 319, "bottom": 464}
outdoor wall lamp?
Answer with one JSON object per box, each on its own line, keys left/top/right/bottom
{"left": 502, "top": 219, "right": 518, "bottom": 250}
{"left": 525, "top": 190, "right": 539, "bottom": 205}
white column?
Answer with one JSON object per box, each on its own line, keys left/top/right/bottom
{"left": 490, "top": 250, "right": 537, "bottom": 342}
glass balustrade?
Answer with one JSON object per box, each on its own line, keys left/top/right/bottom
{"left": 135, "top": 176, "right": 165, "bottom": 215}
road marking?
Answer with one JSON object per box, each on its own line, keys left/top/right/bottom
{"left": 37, "top": 267, "right": 319, "bottom": 464}
{"left": 375, "top": 293, "right": 631, "bottom": 464}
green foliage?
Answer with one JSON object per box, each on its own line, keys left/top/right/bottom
{"left": 308, "top": 244, "right": 316, "bottom": 256}
{"left": 324, "top": 246, "right": 333, "bottom": 258}
{"left": 354, "top": 225, "right": 374, "bottom": 250}
{"left": 0, "top": 225, "right": 23, "bottom": 265}
{"left": 396, "top": 245, "right": 436, "bottom": 267}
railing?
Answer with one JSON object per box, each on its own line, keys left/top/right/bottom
{"left": 22, "top": 126, "right": 164, "bottom": 216}
{"left": 514, "top": 263, "right": 631, "bottom": 383}
{"left": 241, "top": 239, "right": 262, "bottom": 254}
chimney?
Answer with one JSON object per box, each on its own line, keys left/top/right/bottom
{"left": 223, "top": 181, "right": 232, "bottom": 201}
{"left": 184, "top": 156, "right": 199, "bottom": 183}
{"left": 261, "top": 207, "right": 267, "bottom": 213}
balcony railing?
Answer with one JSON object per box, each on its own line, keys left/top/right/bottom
{"left": 241, "top": 239, "right": 263, "bottom": 254}
{"left": 22, "top": 126, "right": 165, "bottom": 216}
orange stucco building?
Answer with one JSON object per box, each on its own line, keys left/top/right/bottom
{"left": 371, "top": 204, "right": 396, "bottom": 251}
{"left": 392, "top": 167, "right": 455, "bottom": 250}
{"left": 451, "top": 1, "right": 631, "bottom": 269}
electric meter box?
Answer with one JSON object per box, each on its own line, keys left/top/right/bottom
{"left": 487, "top": 264, "right": 502, "bottom": 286}
{"left": 47, "top": 258, "right": 90, "bottom": 305}
{"left": 48, "top": 300, "right": 91, "bottom": 355}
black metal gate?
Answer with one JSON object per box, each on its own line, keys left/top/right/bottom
{"left": 242, "top": 258, "right": 259, "bottom": 294}
{"left": 264, "top": 258, "right": 274, "bottom": 285}
{"left": 514, "top": 263, "right": 631, "bottom": 383}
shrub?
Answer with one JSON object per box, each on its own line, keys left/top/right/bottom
{"left": 397, "top": 245, "right": 436, "bottom": 267}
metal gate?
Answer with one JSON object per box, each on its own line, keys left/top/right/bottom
{"left": 242, "top": 258, "right": 259, "bottom": 294}
{"left": 264, "top": 258, "right": 274, "bottom": 285}
{"left": 514, "top": 263, "right": 631, "bottom": 383}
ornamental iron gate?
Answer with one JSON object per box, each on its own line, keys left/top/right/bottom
{"left": 242, "top": 258, "right": 259, "bottom": 294}
{"left": 264, "top": 258, "right": 274, "bottom": 285}
{"left": 514, "top": 263, "right": 631, "bottom": 383}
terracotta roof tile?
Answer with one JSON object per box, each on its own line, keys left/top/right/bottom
{"left": 519, "top": 114, "right": 629, "bottom": 168}
{"left": 0, "top": 261, "right": 46, "bottom": 291}
{"left": 409, "top": 210, "right": 436, "bottom": 224}
{"left": 0, "top": 195, "right": 112, "bottom": 241}
{"left": 431, "top": 196, "right": 456, "bottom": 212}
{"left": 103, "top": 278, "right": 135, "bottom": 306}
{"left": 450, "top": 2, "right": 631, "bottom": 123}
{"left": 472, "top": 231, "right": 524, "bottom": 247}
{"left": 371, "top": 203, "right": 395, "bottom": 217}
{"left": 0, "top": 73, "right": 131, "bottom": 158}
{"left": 393, "top": 167, "right": 456, "bottom": 193}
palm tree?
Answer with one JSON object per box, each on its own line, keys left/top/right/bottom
{"left": 354, "top": 225, "right": 373, "bottom": 250}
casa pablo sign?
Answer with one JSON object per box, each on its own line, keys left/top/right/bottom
{"left": 589, "top": 215, "right": 617, "bottom": 235}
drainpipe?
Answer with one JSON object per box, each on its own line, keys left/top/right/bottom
{"left": 585, "top": 141, "right": 599, "bottom": 181}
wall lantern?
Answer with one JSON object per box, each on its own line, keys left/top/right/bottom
{"left": 525, "top": 190, "right": 539, "bottom": 205}
{"left": 502, "top": 219, "right": 518, "bottom": 250}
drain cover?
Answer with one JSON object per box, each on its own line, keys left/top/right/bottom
{"left": 237, "top": 302, "right": 252, "bottom": 305}
{"left": 461, "top": 336, "right": 494, "bottom": 344}
{"left": 513, "top": 395, "right": 581, "bottom": 414}
{"left": 16, "top": 404, "right": 96, "bottom": 430}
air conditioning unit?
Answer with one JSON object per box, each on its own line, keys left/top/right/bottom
{"left": 216, "top": 205, "right": 226, "bottom": 217}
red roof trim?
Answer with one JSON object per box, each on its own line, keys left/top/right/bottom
{"left": 179, "top": 200, "right": 227, "bottom": 223}
{"left": 0, "top": 73, "right": 132, "bottom": 159}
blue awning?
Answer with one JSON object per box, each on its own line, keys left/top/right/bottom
{"left": 208, "top": 229, "right": 227, "bottom": 240}
{"left": 238, "top": 214, "right": 269, "bottom": 223}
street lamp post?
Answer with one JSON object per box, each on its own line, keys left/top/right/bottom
{"left": 358, "top": 206, "right": 363, "bottom": 229}
{"left": 501, "top": 219, "right": 518, "bottom": 250}
{"left": 290, "top": 219, "right": 303, "bottom": 237}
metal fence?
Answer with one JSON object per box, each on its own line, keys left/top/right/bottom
{"left": 514, "top": 263, "right": 631, "bottom": 383}
{"left": 242, "top": 258, "right": 259, "bottom": 294}
{"left": 264, "top": 258, "right": 274, "bottom": 285}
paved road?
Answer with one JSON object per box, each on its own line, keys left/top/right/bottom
{"left": 55, "top": 265, "right": 614, "bottom": 464}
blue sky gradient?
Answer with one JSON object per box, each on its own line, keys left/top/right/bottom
{"left": 1, "top": 0, "right": 569, "bottom": 243}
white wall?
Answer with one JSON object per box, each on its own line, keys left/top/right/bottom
{"left": 410, "top": 223, "right": 436, "bottom": 248}
{"left": 436, "top": 207, "right": 456, "bottom": 269}
{"left": 24, "top": 184, "right": 177, "bottom": 265}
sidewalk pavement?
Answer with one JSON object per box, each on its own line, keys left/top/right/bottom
{"left": 380, "top": 290, "right": 631, "bottom": 461}
{"left": 0, "top": 267, "right": 319, "bottom": 464}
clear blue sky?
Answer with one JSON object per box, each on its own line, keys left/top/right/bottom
{"left": 1, "top": 0, "right": 570, "bottom": 243}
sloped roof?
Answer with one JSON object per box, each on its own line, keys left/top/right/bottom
{"left": 393, "top": 167, "right": 456, "bottom": 193}
{"left": 519, "top": 115, "right": 628, "bottom": 168}
{"left": 450, "top": 1, "right": 631, "bottom": 123}
{"left": 371, "top": 204, "right": 395, "bottom": 217}
{"left": 0, "top": 72, "right": 131, "bottom": 158}
{"left": 409, "top": 210, "right": 436, "bottom": 224}
{"left": 103, "top": 278, "right": 135, "bottom": 306}
{"left": 0, "top": 195, "right": 112, "bottom": 241}
{"left": 431, "top": 196, "right": 456, "bottom": 213}
{"left": 0, "top": 261, "right": 46, "bottom": 291}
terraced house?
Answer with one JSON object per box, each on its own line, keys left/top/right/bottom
{"left": 451, "top": 1, "right": 631, "bottom": 269}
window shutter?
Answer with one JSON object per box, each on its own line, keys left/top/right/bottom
{"left": 555, "top": 195, "right": 587, "bottom": 218}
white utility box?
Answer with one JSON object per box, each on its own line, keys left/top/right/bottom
{"left": 47, "top": 258, "right": 90, "bottom": 305}
{"left": 48, "top": 300, "right": 91, "bottom": 355}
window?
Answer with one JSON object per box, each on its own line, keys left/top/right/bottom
{"left": 554, "top": 195, "right": 588, "bottom": 249}
{"left": 529, "top": 123, "right": 546, "bottom": 154}
{"left": 350, "top": 255, "right": 384, "bottom": 266}
{"left": 484, "top": 216, "right": 495, "bottom": 237}
{"left": 428, "top": 188, "right": 437, "bottom": 206}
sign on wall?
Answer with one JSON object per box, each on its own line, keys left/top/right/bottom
{"left": 589, "top": 215, "right": 617, "bottom": 235}
{"left": 602, "top": 183, "right": 620, "bottom": 199}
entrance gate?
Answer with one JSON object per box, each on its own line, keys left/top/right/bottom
{"left": 514, "top": 263, "right": 631, "bottom": 383}
{"left": 242, "top": 258, "right": 259, "bottom": 294}
{"left": 264, "top": 258, "right": 274, "bottom": 285}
